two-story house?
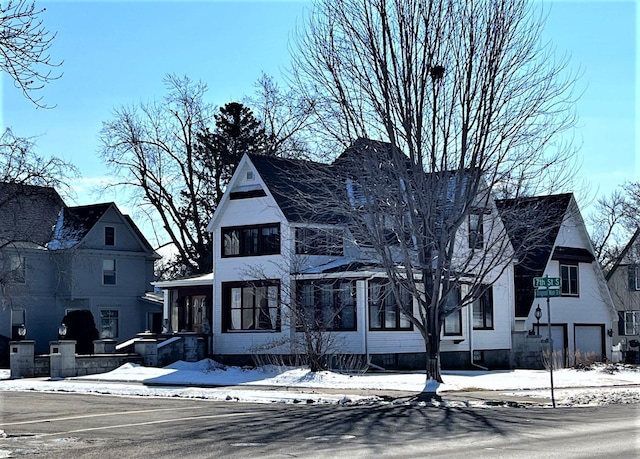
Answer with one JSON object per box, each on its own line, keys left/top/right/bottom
{"left": 0, "top": 183, "right": 161, "bottom": 354}
{"left": 606, "top": 228, "right": 640, "bottom": 362}
{"left": 175, "top": 139, "right": 614, "bottom": 370}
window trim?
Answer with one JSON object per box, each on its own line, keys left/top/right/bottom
{"left": 99, "top": 309, "right": 119, "bottom": 339}
{"left": 623, "top": 311, "right": 640, "bottom": 336}
{"left": 221, "top": 280, "right": 281, "bottom": 332}
{"left": 104, "top": 226, "right": 115, "bottom": 246}
{"left": 560, "top": 263, "right": 579, "bottom": 297}
{"left": 221, "top": 223, "right": 281, "bottom": 258}
{"left": 102, "top": 259, "right": 116, "bottom": 285}
{"left": 368, "top": 280, "right": 413, "bottom": 331}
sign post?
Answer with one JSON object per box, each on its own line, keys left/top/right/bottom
{"left": 533, "top": 275, "right": 560, "bottom": 408}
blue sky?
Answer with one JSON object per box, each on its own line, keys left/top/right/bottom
{"left": 1, "top": 0, "right": 636, "bottom": 234}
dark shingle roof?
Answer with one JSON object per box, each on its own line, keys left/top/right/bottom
{"left": 496, "top": 193, "right": 573, "bottom": 317}
{"left": 0, "top": 182, "right": 65, "bottom": 246}
{"left": 248, "top": 153, "right": 343, "bottom": 223}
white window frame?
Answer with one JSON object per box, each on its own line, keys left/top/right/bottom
{"left": 560, "top": 263, "right": 579, "bottom": 296}
{"left": 624, "top": 311, "right": 640, "bottom": 336}
{"left": 99, "top": 309, "right": 119, "bottom": 338}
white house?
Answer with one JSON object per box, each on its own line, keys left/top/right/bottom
{"left": 195, "top": 139, "right": 615, "bottom": 370}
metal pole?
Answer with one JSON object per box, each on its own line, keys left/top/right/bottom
{"left": 546, "top": 281, "right": 556, "bottom": 408}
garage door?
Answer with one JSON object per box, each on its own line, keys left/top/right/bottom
{"left": 574, "top": 325, "right": 604, "bottom": 364}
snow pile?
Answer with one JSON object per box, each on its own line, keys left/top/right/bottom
{"left": 1, "top": 361, "right": 638, "bottom": 407}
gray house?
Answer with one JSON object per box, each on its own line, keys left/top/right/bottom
{"left": 606, "top": 227, "right": 640, "bottom": 362}
{"left": 0, "top": 183, "right": 161, "bottom": 354}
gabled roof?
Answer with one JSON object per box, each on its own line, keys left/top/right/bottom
{"left": 49, "top": 202, "right": 158, "bottom": 255}
{"left": 0, "top": 182, "right": 65, "bottom": 247}
{"left": 606, "top": 227, "right": 640, "bottom": 281}
{"left": 496, "top": 193, "right": 573, "bottom": 317}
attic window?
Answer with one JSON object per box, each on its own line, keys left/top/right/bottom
{"left": 246, "top": 171, "right": 254, "bottom": 180}
{"left": 230, "top": 189, "right": 266, "bottom": 200}
{"left": 105, "top": 226, "right": 115, "bottom": 246}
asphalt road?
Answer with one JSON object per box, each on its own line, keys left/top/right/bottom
{"left": 1, "top": 391, "right": 638, "bottom": 458}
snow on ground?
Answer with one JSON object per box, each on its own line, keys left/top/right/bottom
{"left": 1, "top": 361, "right": 639, "bottom": 407}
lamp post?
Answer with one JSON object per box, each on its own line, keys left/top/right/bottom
{"left": 534, "top": 305, "right": 542, "bottom": 334}
{"left": 58, "top": 323, "right": 67, "bottom": 339}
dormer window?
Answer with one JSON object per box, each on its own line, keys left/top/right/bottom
{"left": 246, "top": 171, "right": 254, "bottom": 180}
{"left": 105, "top": 226, "right": 115, "bottom": 246}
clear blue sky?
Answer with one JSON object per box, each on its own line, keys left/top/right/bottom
{"left": 1, "top": 0, "right": 636, "bottom": 239}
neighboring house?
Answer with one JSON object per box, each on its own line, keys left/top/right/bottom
{"left": 498, "top": 194, "right": 617, "bottom": 367}
{"left": 0, "top": 183, "right": 161, "bottom": 353}
{"left": 158, "top": 139, "right": 613, "bottom": 370}
{"left": 606, "top": 228, "right": 640, "bottom": 361}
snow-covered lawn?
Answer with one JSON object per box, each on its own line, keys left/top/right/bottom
{"left": 1, "top": 361, "right": 639, "bottom": 407}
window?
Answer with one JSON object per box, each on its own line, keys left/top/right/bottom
{"left": 560, "top": 264, "right": 579, "bottom": 296}
{"left": 473, "top": 285, "right": 493, "bottom": 330}
{"left": 468, "top": 213, "right": 484, "bottom": 249}
{"left": 296, "top": 227, "right": 343, "bottom": 256}
{"left": 9, "top": 255, "right": 25, "bottom": 284}
{"left": 297, "top": 280, "right": 356, "bottom": 331}
{"left": 222, "top": 281, "right": 280, "bottom": 331}
{"left": 443, "top": 286, "right": 462, "bottom": 336}
{"left": 629, "top": 265, "right": 640, "bottom": 291}
{"left": 100, "top": 310, "right": 119, "bottom": 338}
{"left": 104, "top": 226, "right": 115, "bottom": 246}
{"left": 222, "top": 224, "right": 280, "bottom": 257}
{"left": 103, "top": 259, "right": 116, "bottom": 285}
{"left": 623, "top": 311, "right": 640, "bottom": 336}
{"left": 369, "top": 280, "right": 412, "bottom": 331}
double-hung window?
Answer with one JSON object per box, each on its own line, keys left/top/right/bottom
{"left": 623, "top": 311, "right": 640, "bottom": 336}
{"left": 560, "top": 263, "right": 579, "bottom": 296}
{"left": 103, "top": 259, "right": 116, "bottom": 285}
{"left": 222, "top": 224, "right": 280, "bottom": 257}
{"left": 443, "top": 285, "right": 462, "bottom": 336}
{"left": 222, "top": 281, "right": 280, "bottom": 331}
{"left": 297, "top": 280, "right": 356, "bottom": 331}
{"left": 473, "top": 285, "right": 493, "bottom": 330}
{"left": 100, "top": 310, "right": 119, "bottom": 338}
{"left": 368, "top": 280, "right": 412, "bottom": 331}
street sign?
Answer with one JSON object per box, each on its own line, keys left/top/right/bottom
{"left": 535, "top": 288, "right": 560, "bottom": 298}
{"left": 533, "top": 277, "right": 561, "bottom": 288}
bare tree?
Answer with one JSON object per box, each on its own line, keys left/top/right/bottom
{"left": 99, "top": 74, "right": 214, "bottom": 275}
{"left": 0, "top": 127, "right": 78, "bottom": 197}
{"left": 291, "top": 0, "right": 579, "bottom": 383}
{"left": 0, "top": 0, "right": 62, "bottom": 107}
{"left": 100, "top": 76, "right": 275, "bottom": 276}
{"left": 246, "top": 73, "right": 319, "bottom": 159}
{"left": 590, "top": 181, "right": 640, "bottom": 273}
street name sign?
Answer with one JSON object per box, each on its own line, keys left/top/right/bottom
{"left": 533, "top": 277, "right": 561, "bottom": 288}
{"left": 535, "top": 288, "right": 561, "bottom": 298}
